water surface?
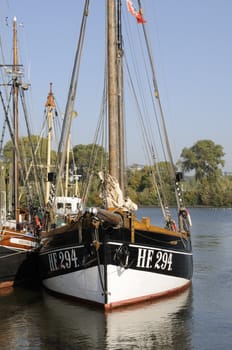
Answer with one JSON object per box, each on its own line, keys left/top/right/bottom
{"left": 0, "top": 208, "right": 231, "bottom": 349}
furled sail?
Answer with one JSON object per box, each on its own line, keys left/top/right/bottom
{"left": 98, "top": 171, "right": 138, "bottom": 211}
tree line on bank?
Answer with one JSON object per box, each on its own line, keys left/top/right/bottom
{"left": 2, "top": 137, "right": 232, "bottom": 207}
{"left": 72, "top": 139, "right": 232, "bottom": 207}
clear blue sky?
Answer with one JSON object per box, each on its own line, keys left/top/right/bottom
{"left": 1, "top": 1, "right": 232, "bottom": 171}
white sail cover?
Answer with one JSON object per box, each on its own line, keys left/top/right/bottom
{"left": 98, "top": 172, "right": 138, "bottom": 211}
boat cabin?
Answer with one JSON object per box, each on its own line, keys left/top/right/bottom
{"left": 55, "top": 196, "right": 82, "bottom": 216}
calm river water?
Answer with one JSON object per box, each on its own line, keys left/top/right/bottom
{"left": 0, "top": 208, "right": 231, "bottom": 349}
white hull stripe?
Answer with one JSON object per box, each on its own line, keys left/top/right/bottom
{"left": 108, "top": 241, "right": 192, "bottom": 256}
{"left": 10, "top": 238, "right": 38, "bottom": 248}
{"left": 40, "top": 241, "right": 191, "bottom": 256}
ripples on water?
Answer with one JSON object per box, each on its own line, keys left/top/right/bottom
{"left": 0, "top": 287, "right": 192, "bottom": 350}
{"left": 0, "top": 208, "right": 231, "bottom": 350}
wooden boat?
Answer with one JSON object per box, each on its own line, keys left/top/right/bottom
{"left": 39, "top": 0, "right": 193, "bottom": 310}
{"left": 0, "top": 17, "right": 40, "bottom": 288}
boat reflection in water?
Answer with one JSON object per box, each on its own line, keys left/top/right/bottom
{"left": 105, "top": 289, "right": 192, "bottom": 349}
{"left": 0, "top": 286, "right": 14, "bottom": 297}
{"left": 0, "top": 287, "right": 192, "bottom": 349}
{"left": 42, "top": 288, "right": 192, "bottom": 349}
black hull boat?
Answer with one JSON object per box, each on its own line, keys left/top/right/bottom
{"left": 0, "top": 240, "right": 39, "bottom": 288}
{"left": 0, "top": 220, "right": 40, "bottom": 289}
{"left": 40, "top": 208, "right": 192, "bottom": 310}
{"left": 39, "top": 0, "right": 193, "bottom": 310}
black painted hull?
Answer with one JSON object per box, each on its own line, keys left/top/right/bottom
{"left": 0, "top": 246, "right": 39, "bottom": 288}
{"left": 40, "top": 218, "right": 193, "bottom": 309}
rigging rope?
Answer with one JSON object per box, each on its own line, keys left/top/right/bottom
{"left": 0, "top": 119, "right": 6, "bottom": 156}
{"left": 54, "top": 0, "right": 90, "bottom": 204}
{"left": 123, "top": 1, "right": 185, "bottom": 220}
{"left": 137, "top": 1, "right": 182, "bottom": 211}
{"left": 19, "top": 87, "right": 45, "bottom": 206}
{"left": 81, "top": 63, "right": 108, "bottom": 206}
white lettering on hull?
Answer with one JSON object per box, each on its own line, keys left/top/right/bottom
{"left": 48, "top": 248, "right": 80, "bottom": 272}
{"left": 136, "top": 248, "right": 173, "bottom": 271}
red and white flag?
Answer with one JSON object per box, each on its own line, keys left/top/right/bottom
{"left": 126, "top": 0, "right": 146, "bottom": 24}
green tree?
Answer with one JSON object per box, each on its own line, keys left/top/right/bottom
{"left": 180, "top": 140, "right": 225, "bottom": 181}
{"left": 127, "top": 162, "right": 176, "bottom": 206}
{"left": 3, "top": 135, "right": 57, "bottom": 165}
{"left": 72, "top": 144, "right": 108, "bottom": 180}
{"left": 72, "top": 144, "right": 109, "bottom": 205}
{"left": 3, "top": 135, "right": 57, "bottom": 185}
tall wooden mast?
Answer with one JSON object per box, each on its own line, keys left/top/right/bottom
{"left": 45, "top": 82, "right": 56, "bottom": 204}
{"left": 107, "top": 0, "right": 119, "bottom": 180}
{"left": 116, "top": 0, "right": 125, "bottom": 193}
{"left": 12, "top": 16, "right": 19, "bottom": 221}
{"left": 107, "top": 0, "right": 125, "bottom": 192}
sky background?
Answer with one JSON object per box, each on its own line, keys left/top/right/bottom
{"left": 0, "top": 0, "right": 232, "bottom": 171}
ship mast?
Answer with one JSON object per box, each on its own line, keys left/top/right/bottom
{"left": 12, "top": 16, "right": 19, "bottom": 222}
{"left": 45, "top": 82, "right": 56, "bottom": 204}
{"left": 116, "top": 0, "right": 125, "bottom": 193}
{"left": 108, "top": 0, "right": 119, "bottom": 180}
{"left": 107, "top": 0, "right": 125, "bottom": 192}
{"left": 54, "top": 0, "right": 89, "bottom": 203}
